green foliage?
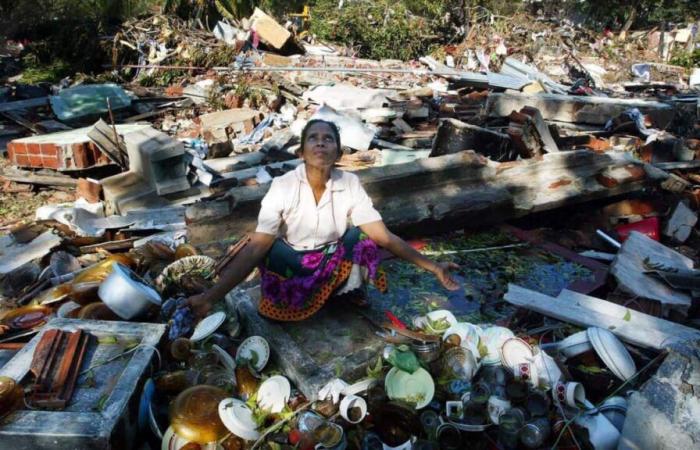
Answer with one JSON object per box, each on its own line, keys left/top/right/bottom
{"left": 309, "top": 0, "right": 445, "bottom": 60}
{"left": 569, "top": 0, "right": 697, "bottom": 29}
{"left": 670, "top": 48, "right": 700, "bottom": 69}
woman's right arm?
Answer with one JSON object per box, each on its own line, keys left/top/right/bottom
{"left": 187, "top": 231, "right": 276, "bottom": 317}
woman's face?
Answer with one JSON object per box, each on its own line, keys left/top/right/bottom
{"left": 301, "top": 122, "right": 339, "bottom": 170}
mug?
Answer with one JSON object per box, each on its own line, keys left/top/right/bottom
{"left": 552, "top": 382, "right": 587, "bottom": 409}
{"left": 512, "top": 362, "right": 536, "bottom": 385}
{"left": 339, "top": 395, "right": 367, "bottom": 424}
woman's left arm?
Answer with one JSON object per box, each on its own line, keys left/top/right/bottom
{"left": 359, "top": 220, "right": 460, "bottom": 290}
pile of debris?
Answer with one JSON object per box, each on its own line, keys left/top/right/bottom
{"left": 0, "top": 6, "right": 699, "bottom": 450}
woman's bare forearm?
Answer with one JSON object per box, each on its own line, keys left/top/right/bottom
{"left": 202, "top": 233, "right": 275, "bottom": 303}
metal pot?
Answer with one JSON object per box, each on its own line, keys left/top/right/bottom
{"left": 98, "top": 263, "right": 161, "bottom": 319}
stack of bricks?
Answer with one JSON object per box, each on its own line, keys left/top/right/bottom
{"left": 7, "top": 136, "right": 109, "bottom": 171}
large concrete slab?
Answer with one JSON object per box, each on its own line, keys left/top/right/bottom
{"left": 229, "top": 288, "right": 386, "bottom": 401}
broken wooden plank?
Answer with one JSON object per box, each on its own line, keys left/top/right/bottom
{"left": 487, "top": 92, "right": 675, "bottom": 126}
{"left": 504, "top": 284, "right": 700, "bottom": 350}
{"left": 0, "top": 97, "right": 49, "bottom": 113}
{"left": 0, "top": 167, "right": 77, "bottom": 187}
{"left": 430, "top": 118, "right": 512, "bottom": 160}
{"left": 79, "top": 237, "right": 140, "bottom": 254}
{"left": 611, "top": 231, "right": 693, "bottom": 314}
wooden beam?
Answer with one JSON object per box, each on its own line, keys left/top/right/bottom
{"left": 504, "top": 284, "right": 700, "bottom": 350}
{"left": 0, "top": 97, "right": 49, "bottom": 113}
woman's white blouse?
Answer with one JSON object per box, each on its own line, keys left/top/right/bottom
{"left": 255, "top": 164, "right": 382, "bottom": 250}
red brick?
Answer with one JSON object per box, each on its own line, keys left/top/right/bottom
{"left": 40, "top": 144, "right": 59, "bottom": 157}
{"left": 42, "top": 157, "right": 59, "bottom": 170}
{"left": 28, "top": 156, "right": 43, "bottom": 167}
{"left": 72, "top": 143, "right": 91, "bottom": 168}
{"left": 27, "top": 143, "right": 41, "bottom": 155}
{"left": 15, "top": 155, "right": 29, "bottom": 166}
{"left": 9, "top": 142, "right": 27, "bottom": 155}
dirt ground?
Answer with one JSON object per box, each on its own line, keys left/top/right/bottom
{"left": 0, "top": 158, "right": 75, "bottom": 230}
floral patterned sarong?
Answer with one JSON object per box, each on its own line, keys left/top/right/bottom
{"left": 258, "top": 227, "right": 387, "bottom": 321}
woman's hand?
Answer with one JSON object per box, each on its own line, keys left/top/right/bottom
{"left": 186, "top": 292, "right": 213, "bottom": 319}
{"left": 432, "top": 261, "right": 461, "bottom": 291}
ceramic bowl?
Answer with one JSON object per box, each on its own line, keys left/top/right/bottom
{"left": 169, "top": 385, "right": 228, "bottom": 444}
{"left": 414, "top": 310, "right": 457, "bottom": 335}
{"left": 161, "top": 426, "right": 219, "bottom": 450}
{"left": 385, "top": 367, "right": 435, "bottom": 409}
{"left": 556, "top": 330, "right": 593, "bottom": 359}
{"left": 98, "top": 263, "right": 161, "bottom": 320}
{"left": 587, "top": 327, "right": 636, "bottom": 381}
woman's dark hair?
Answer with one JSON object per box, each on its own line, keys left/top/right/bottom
{"left": 300, "top": 119, "right": 342, "bottom": 158}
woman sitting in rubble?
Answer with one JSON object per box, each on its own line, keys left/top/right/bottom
{"left": 188, "top": 119, "right": 459, "bottom": 321}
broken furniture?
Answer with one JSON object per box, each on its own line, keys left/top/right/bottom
{"left": 101, "top": 127, "right": 191, "bottom": 213}
{"left": 27, "top": 328, "right": 91, "bottom": 409}
{"left": 0, "top": 318, "right": 165, "bottom": 450}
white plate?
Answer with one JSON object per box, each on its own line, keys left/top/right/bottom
{"left": 212, "top": 344, "right": 236, "bottom": 373}
{"left": 219, "top": 398, "right": 261, "bottom": 441}
{"left": 257, "top": 375, "right": 291, "bottom": 413}
{"left": 235, "top": 336, "right": 270, "bottom": 372}
{"left": 190, "top": 312, "right": 226, "bottom": 342}
{"left": 414, "top": 310, "right": 457, "bottom": 334}
{"left": 343, "top": 378, "right": 378, "bottom": 396}
{"left": 500, "top": 337, "right": 534, "bottom": 368}
{"left": 587, "top": 327, "right": 636, "bottom": 381}
{"left": 442, "top": 322, "right": 482, "bottom": 355}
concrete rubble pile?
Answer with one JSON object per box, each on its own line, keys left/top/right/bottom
{"left": 0, "top": 7, "right": 699, "bottom": 450}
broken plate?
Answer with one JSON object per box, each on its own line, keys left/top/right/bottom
{"left": 190, "top": 312, "right": 226, "bottom": 342}
{"left": 385, "top": 367, "right": 435, "bottom": 410}
{"left": 257, "top": 375, "right": 291, "bottom": 413}
{"left": 218, "top": 398, "right": 261, "bottom": 441}
{"left": 587, "top": 327, "right": 636, "bottom": 381}
{"left": 235, "top": 335, "right": 270, "bottom": 372}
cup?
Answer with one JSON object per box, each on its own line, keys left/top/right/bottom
{"left": 339, "top": 395, "right": 367, "bottom": 424}
{"left": 552, "top": 382, "right": 587, "bottom": 409}
{"left": 520, "top": 417, "right": 551, "bottom": 449}
{"left": 436, "top": 423, "right": 462, "bottom": 450}
{"left": 487, "top": 395, "right": 512, "bottom": 425}
{"left": 512, "top": 362, "right": 536, "bottom": 385}
{"left": 445, "top": 400, "right": 464, "bottom": 420}
{"left": 525, "top": 391, "right": 550, "bottom": 417}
